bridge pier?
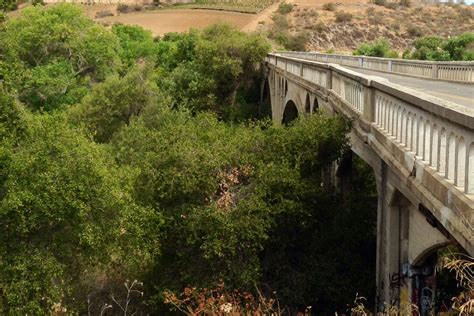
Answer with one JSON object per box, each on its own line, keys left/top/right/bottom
{"left": 265, "top": 58, "right": 473, "bottom": 313}
{"left": 376, "top": 161, "right": 411, "bottom": 310}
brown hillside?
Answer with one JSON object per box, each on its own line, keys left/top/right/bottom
{"left": 279, "top": 2, "right": 474, "bottom": 53}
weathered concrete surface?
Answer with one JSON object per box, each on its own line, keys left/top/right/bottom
{"left": 265, "top": 54, "right": 473, "bottom": 311}
{"left": 343, "top": 66, "right": 474, "bottom": 110}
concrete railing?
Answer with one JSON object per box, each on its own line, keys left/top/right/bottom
{"left": 266, "top": 53, "right": 474, "bottom": 199}
{"left": 278, "top": 52, "right": 474, "bottom": 83}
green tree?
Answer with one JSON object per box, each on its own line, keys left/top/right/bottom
{"left": 157, "top": 24, "right": 270, "bottom": 120}
{"left": 443, "top": 32, "right": 474, "bottom": 61}
{"left": 0, "top": 0, "right": 16, "bottom": 12}
{"left": 0, "top": 113, "right": 160, "bottom": 313}
{"left": 353, "top": 38, "right": 398, "bottom": 58}
{"left": 0, "top": 4, "right": 121, "bottom": 110}
{"left": 69, "top": 64, "right": 162, "bottom": 143}
{"left": 112, "top": 24, "right": 160, "bottom": 67}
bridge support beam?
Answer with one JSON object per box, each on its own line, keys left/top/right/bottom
{"left": 376, "top": 161, "right": 410, "bottom": 310}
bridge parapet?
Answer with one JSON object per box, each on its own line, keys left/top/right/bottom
{"left": 278, "top": 51, "right": 474, "bottom": 83}
{"left": 266, "top": 53, "right": 473, "bottom": 251}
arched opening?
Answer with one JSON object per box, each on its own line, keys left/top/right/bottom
{"left": 424, "top": 121, "right": 431, "bottom": 162}
{"left": 430, "top": 124, "right": 438, "bottom": 168}
{"left": 407, "top": 113, "right": 413, "bottom": 150}
{"left": 401, "top": 110, "right": 407, "bottom": 145}
{"left": 282, "top": 100, "right": 298, "bottom": 125}
{"left": 312, "top": 97, "right": 319, "bottom": 112}
{"left": 397, "top": 107, "right": 403, "bottom": 143}
{"left": 412, "top": 115, "right": 418, "bottom": 153}
{"left": 417, "top": 118, "right": 424, "bottom": 157}
{"left": 411, "top": 244, "right": 468, "bottom": 315}
{"left": 305, "top": 94, "right": 311, "bottom": 114}
{"left": 258, "top": 78, "right": 272, "bottom": 119}
{"left": 438, "top": 128, "right": 446, "bottom": 174}
{"left": 447, "top": 133, "right": 456, "bottom": 181}
{"left": 456, "top": 137, "right": 466, "bottom": 189}
{"left": 468, "top": 143, "right": 474, "bottom": 194}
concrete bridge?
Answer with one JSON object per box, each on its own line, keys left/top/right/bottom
{"left": 264, "top": 52, "right": 473, "bottom": 313}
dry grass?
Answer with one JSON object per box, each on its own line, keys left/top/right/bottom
{"left": 273, "top": 2, "right": 474, "bottom": 53}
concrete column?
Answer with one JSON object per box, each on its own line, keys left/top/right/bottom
{"left": 376, "top": 162, "right": 410, "bottom": 311}
{"left": 431, "top": 64, "right": 438, "bottom": 79}
{"left": 363, "top": 86, "right": 375, "bottom": 122}
{"left": 326, "top": 69, "right": 333, "bottom": 90}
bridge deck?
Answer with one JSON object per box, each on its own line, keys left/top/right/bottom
{"left": 342, "top": 66, "right": 474, "bottom": 110}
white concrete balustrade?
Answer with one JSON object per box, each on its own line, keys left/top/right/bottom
{"left": 266, "top": 54, "right": 474, "bottom": 196}
{"left": 280, "top": 51, "right": 474, "bottom": 83}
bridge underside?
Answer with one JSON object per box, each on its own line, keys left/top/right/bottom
{"left": 266, "top": 65, "right": 473, "bottom": 312}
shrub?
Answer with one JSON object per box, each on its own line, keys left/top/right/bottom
{"left": 95, "top": 10, "right": 114, "bottom": 18}
{"left": 285, "top": 32, "right": 309, "bottom": 51}
{"left": 314, "top": 21, "right": 325, "bottom": 32}
{"left": 335, "top": 11, "right": 353, "bottom": 23}
{"left": 353, "top": 38, "right": 398, "bottom": 58}
{"left": 322, "top": 2, "right": 336, "bottom": 11}
{"left": 271, "top": 13, "right": 289, "bottom": 33}
{"left": 278, "top": 1, "right": 293, "bottom": 15}
{"left": 372, "top": 0, "right": 385, "bottom": 6}
{"left": 407, "top": 25, "right": 423, "bottom": 37}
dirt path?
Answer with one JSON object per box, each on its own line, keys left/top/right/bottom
{"left": 241, "top": 1, "right": 283, "bottom": 32}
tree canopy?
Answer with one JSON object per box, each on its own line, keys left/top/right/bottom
{"left": 0, "top": 4, "right": 378, "bottom": 315}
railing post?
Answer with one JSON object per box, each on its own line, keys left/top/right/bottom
{"left": 326, "top": 68, "right": 333, "bottom": 90}
{"left": 432, "top": 64, "right": 438, "bottom": 79}
{"left": 300, "top": 63, "right": 304, "bottom": 77}
{"left": 363, "top": 84, "right": 375, "bottom": 122}
{"left": 388, "top": 60, "right": 392, "bottom": 73}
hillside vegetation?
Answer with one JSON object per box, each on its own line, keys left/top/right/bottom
{"left": 266, "top": 1, "right": 474, "bottom": 53}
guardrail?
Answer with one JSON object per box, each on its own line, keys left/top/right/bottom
{"left": 266, "top": 53, "right": 474, "bottom": 199}
{"left": 278, "top": 52, "right": 474, "bottom": 83}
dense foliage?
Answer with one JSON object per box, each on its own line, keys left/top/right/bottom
{"left": 353, "top": 38, "right": 398, "bottom": 58}
{"left": 404, "top": 33, "right": 474, "bottom": 61}
{"left": 353, "top": 33, "right": 474, "bottom": 61}
{"left": 0, "top": 4, "right": 378, "bottom": 314}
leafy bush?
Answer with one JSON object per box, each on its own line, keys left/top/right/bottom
{"left": 0, "top": 4, "right": 121, "bottom": 111}
{"left": 372, "top": 0, "right": 385, "bottom": 6}
{"left": 335, "top": 11, "right": 353, "bottom": 23}
{"left": 277, "top": 1, "right": 293, "bottom": 14}
{"left": 404, "top": 33, "right": 474, "bottom": 61}
{"left": 353, "top": 38, "right": 398, "bottom": 58}
{"left": 443, "top": 32, "right": 474, "bottom": 61}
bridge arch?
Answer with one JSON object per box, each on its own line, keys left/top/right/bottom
{"left": 282, "top": 100, "right": 298, "bottom": 125}
{"left": 313, "top": 97, "right": 319, "bottom": 112}
{"left": 305, "top": 93, "right": 311, "bottom": 114}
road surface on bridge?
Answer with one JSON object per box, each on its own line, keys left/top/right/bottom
{"left": 342, "top": 66, "right": 474, "bottom": 110}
